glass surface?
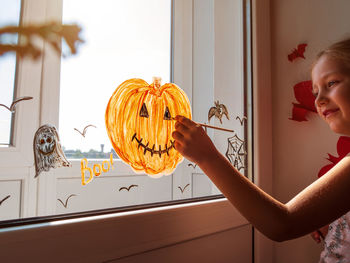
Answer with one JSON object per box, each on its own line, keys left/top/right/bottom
{"left": 0, "top": 0, "right": 21, "bottom": 145}
{"left": 0, "top": 0, "right": 248, "bottom": 224}
{"left": 59, "top": 0, "right": 171, "bottom": 159}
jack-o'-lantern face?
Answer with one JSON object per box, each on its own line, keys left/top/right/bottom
{"left": 105, "top": 77, "right": 192, "bottom": 177}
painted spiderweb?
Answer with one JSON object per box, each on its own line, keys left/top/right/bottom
{"left": 225, "top": 134, "right": 247, "bottom": 171}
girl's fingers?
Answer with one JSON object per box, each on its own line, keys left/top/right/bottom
{"left": 174, "top": 141, "right": 183, "bottom": 152}
{"left": 171, "top": 132, "right": 184, "bottom": 153}
{"left": 175, "top": 115, "right": 196, "bottom": 128}
{"left": 175, "top": 121, "right": 189, "bottom": 134}
{"left": 317, "top": 230, "right": 325, "bottom": 240}
{"left": 319, "top": 225, "right": 329, "bottom": 237}
{"left": 310, "top": 232, "right": 321, "bottom": 243}
{"left": 172, "top": 130, "right": 184, "bottom": 141}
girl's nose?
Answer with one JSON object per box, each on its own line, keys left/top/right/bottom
{"left": 315, "top": 90, "right": 328, "bottom": 107}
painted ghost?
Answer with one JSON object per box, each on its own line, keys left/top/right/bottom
{"left": 33, "top": 124, "right": 71, "bottom": 177}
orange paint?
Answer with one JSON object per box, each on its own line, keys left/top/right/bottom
{"left": 101, "top": 161, "right": 110, "bottom": 172}
{"left": 81, "top": 158, "right": 93, "bottom": 185}
{"left": 93, "top": 164, "right": 102, "bottom": 176}
{"left": 105, "top": 77, "right": 191, "bottom": 177}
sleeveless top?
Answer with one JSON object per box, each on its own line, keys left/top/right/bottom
{"left": 319, "top": 211, "right": 350, "bottom": 263}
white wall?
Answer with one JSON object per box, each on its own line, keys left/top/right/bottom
{"left": 270, "top": 0, "right": 350, "bottom": 262}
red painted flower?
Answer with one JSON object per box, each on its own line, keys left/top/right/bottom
{"left": 318, "top": 136, "right": 350, "bottom": 177}
{"left": 289, "top": 80, "right": 317, "bottom": 122}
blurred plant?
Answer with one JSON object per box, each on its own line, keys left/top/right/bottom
{"left": 0, "top": 21, "right": 84, "bottom": 59}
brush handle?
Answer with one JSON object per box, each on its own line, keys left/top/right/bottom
{"left": 172, "top": 118, "right": 234, "bottom": 133}
{"left": 196, "top": 122, "right": 234, "bottom": 133}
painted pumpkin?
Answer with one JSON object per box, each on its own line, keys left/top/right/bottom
{"left": 105, "top": 77, "right": 192, "bottom": 177}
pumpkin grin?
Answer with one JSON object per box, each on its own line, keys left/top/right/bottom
{"left": 132, "top": 132, "right": 175, "bottom": 157}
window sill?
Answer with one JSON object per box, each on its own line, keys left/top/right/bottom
{"left": 0, "top": 198, "right": 247, "bottom": 262}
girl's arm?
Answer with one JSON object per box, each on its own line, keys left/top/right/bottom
{"left": 172, "top": 116, "right": 350, "bottom": 242}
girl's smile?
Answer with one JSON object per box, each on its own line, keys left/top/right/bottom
{"left": 312, "top": 55, "right": 350, "bottom": 135}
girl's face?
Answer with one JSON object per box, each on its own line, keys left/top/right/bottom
{"left": 312, "top": 55, "right": 350, "bottom": 135}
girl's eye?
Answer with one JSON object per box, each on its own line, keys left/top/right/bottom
{"left": 328, "top": 80, "right": 338, "bottom": 87}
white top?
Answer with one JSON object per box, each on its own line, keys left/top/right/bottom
{"left": 319, "top": 211, "right": 350, "bottom": 263}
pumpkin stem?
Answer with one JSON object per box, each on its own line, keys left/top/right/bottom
{"left": 152, "top": 76, "right": 162, "bottom": 89}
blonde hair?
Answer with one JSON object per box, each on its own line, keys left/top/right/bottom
{"left": 313, "top": 38, "right": 350, "bottom": 69}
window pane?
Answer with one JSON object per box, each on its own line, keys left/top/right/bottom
{"left": 0, "top": 0, "right": 249, "bottom": 225}
{"left": 0, "top": 0, "right": 21, "bottom": 146}
{"left": 54, "top": 0, "right": 247, "bottom": 214}
{"left": 59, "top": 0, "right": 171, "bottom": 159}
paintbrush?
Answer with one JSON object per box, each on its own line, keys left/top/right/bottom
{"left": 171, "top": 117, "right": 234, "bottom": 133}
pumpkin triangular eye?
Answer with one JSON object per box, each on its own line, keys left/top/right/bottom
{"left": 164, "top": 106, "right": 172, "bottom": 120}
{"left": 140, "top": 103, "right": 149, "bottom": 118}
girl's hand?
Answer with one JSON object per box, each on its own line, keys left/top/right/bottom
{"left": 172, "top": 115, "right": 219, "bottom": 165}
{"left": 310, "top": 224, "right": 329, "bottom": 243}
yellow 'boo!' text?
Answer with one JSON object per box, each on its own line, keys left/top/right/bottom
{"left": 81, "top": 153, "right": 114, "bottom": 185}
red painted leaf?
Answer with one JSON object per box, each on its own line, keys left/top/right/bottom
{"left": 318, "top": 136, "right": 350, "bottom": 177}
{"left": 337, "top": 136, "right": 350, "bottom": 158}
{"left": 293, "top": 81, "right": 317, "bottom": 112}
{"left": 289, "top": 80, "right": 317, "bottom": 122}
{"left": 289, "top": 104, "right": 309, "bottom": 122}
{"left": 327, "top": 153, "right": 339, "bottom": 163}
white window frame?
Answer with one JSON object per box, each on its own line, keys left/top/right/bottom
{"left": 251, "top": 0, "right": 274, "bottom": 262}
{"left": 0, "top": 0, "right": 51, "bottom": 219}
{"left": 0, "top": 0, "right": 47, "bottom": 167}
{"left": 0, "top": 0, "right": 261, "bottom": 261}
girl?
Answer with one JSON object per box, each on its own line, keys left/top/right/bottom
{"left": 172, "top": 38, "right": 350, "bottom": 262}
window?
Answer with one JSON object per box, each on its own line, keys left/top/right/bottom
{"left": 0, "top": 0, "right": 250, "bottom": 225}
{"left": 59, "top": 0, "right": 172, "bottom": 159}
{"left": 0, "top": 0, "right": 21, "bottom": 146}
